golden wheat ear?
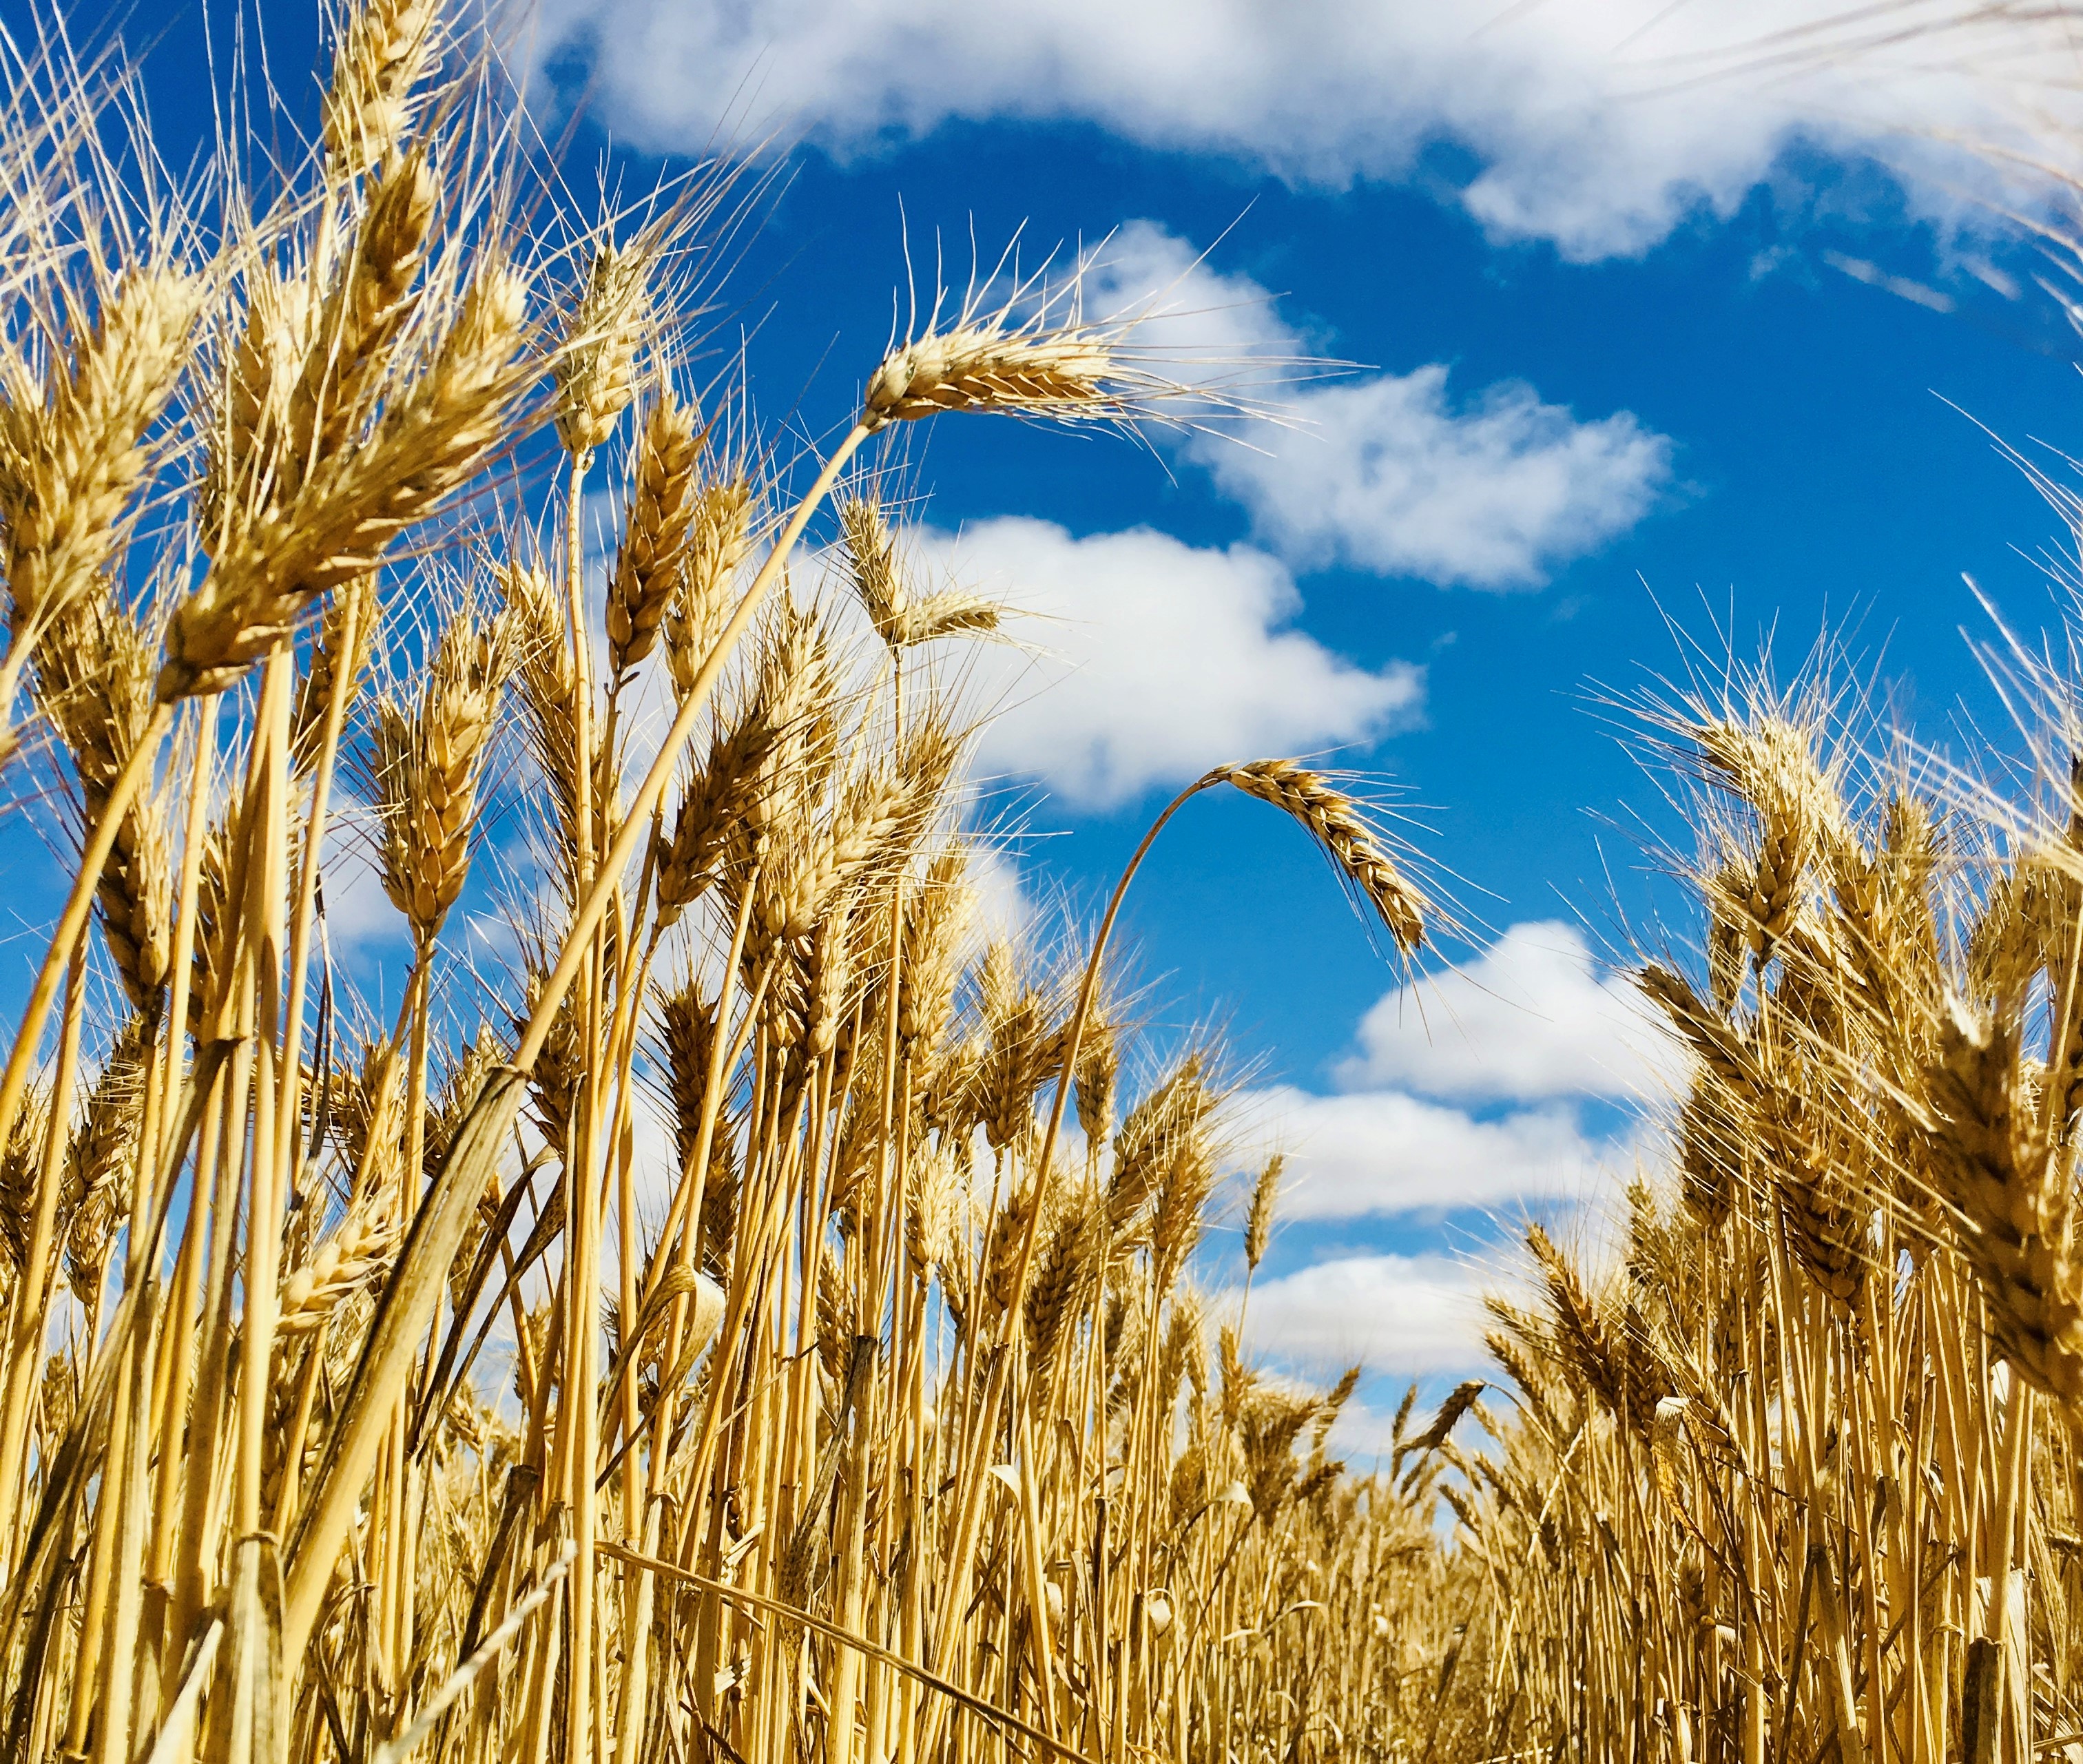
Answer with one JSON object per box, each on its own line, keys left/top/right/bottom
{"left": 0, "top": 266, "right": 204, "bottom": 744}
{"left": 862, "top": 324, "right": 1116, "bottom": 427}
{"left": 607, "top": 386, "right": 704, "bottom": 681}
{"left": 553, "top": 238, "right": 651, "bottom": 459}
{"left": 160, "top": 258, "right": 536, "bottom": 701}
{"left": 322, "top": 0, "right": 440, "bottom": 177}
{"left": 1208, "top": 760, "right": 1427, "bottom": 956}
{"left": 857, "top": 236, "right": 1252, "bottom": 437}
{"left": 1923, "top": 995, "right": 2083, "bottom": 1407}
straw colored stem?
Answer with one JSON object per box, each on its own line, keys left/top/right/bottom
{"left": 0, "top": 701, "right": 173, "bottom": 1162}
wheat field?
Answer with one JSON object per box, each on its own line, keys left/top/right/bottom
{"left": 10, "top": 3, "right": 2083, "bottom": 1763}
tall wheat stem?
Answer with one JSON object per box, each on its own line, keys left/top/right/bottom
{"left": 278, "top": 422, "right": 871, "bottom": 1664}
{"left": 929, "top": 767, "right": 1210, "bottom": 1742}
{"left": 139, "top": 696, "right": 222, "bottom": 1692}
{"left": 274, "top": 588, "right": 363, "bottom": 1190}
{"left": 0, "top": 701, "right": 173, "bottom": 1163}
{"left": 0, "top": 950, "right": 87, "bottom": 1564}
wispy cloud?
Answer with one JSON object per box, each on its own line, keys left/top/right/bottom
{"left": 539, "top": 1, "right": 2066, "bottom": 260}
{"left": 1082, "top": 222, "right": 1672, "bottom": 589}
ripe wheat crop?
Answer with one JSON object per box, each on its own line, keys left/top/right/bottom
{"left": 18, "top": 7, "right": 2083, "bottom": 1764}
{"left": 0, "top": 8, "right": 1458, "bottom": 1762}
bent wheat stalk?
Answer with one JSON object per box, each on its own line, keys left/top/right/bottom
{"left": 597, "top": 1540, "right": 1108, "bottom": 1764}
{"left": 924, "top": 757, "right": 1424, "bottom": 1750}
{"left": 0, "top": 703, "right": 172, "bottom": 1169}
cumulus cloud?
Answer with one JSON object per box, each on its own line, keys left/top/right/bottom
{"left": 1230, "top": 1084, "right": 1608, "bottom": 1222}
{"left": 1204, "top": 937, "right": 1675, "bottom": 1392}
{"left": 1214, "top": 921, "right": 1681, "bottom": 1227}
{"left": 1243, "top": 1251, "right": 1489, "bottom": 1378}
{"left": 917, "top": 517, "right": 1422, "bottom": 809}
{"left": 1085, "top": 222, "right": 1671, "bottom": 589}
{"left": 316, "top": 829, "right": 408, "bottom": 957}
{"left": 624, "top": 1081, "right": 682, "bottom": 1233}
{"left": 538, "top": 0, "right": 2068, "bottom": 260}
{"left": 1336, "top": 919, "right": 1681, "bottom": 1104}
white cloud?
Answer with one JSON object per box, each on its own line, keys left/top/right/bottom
{"left": 623, "top": 1080, "right": 681, "bottom": 1238}
{"left": 1243, "top": 1251, "right": 1489, "bottom": 1378}
{"left": 1197, "top": 372, "right": 1670, "bottom": 588}
{"left": 1231, "top": 1084, "right": 1608, "bottom": 1222}
{"left": 1336, "top": 919, "right": 1681, "bottom": 1104}
{"left": 963, "top": 844, "right": 1036, "bottom": 951}
{"left": 1207, "top": 933, "right": 1677, "bottom": 1404}
{"left": 1085, "top": 221, "right": 1672, "bottom": 590}
{"left": 539, "top": 0, "right": 2071, "bottom": 261}
{"left": 919, "top": 517, "right": 1422, "bottom": 809}
{"left": 1318, "top": 1395, "right": 1431, "bottom": 1466}
{"left": 317, "top": 831, "right": 406, "bottom": 955}
{"left": 1214, "top": 924, "right": 1681, "bottom": 1229}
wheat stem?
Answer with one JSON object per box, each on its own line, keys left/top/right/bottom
{"left": 276, "top": 586, "right": 363, "bottom": 1192}
{"left": 0, "top": 701, "right": 172, "bottom": 1163}
{"left": 277, "top": 425, "right": 869, "bottom": 1666}
{"left": 0, "top": 951, "right": 86, "bottom": 1566}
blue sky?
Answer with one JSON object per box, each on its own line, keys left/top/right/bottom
{"left": 11, "top": 0, "right": 2083, "bottom": 1437}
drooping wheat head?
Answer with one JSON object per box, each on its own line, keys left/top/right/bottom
{"left": 1208, "top": 760, "right": 1426, "bottom": 955}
